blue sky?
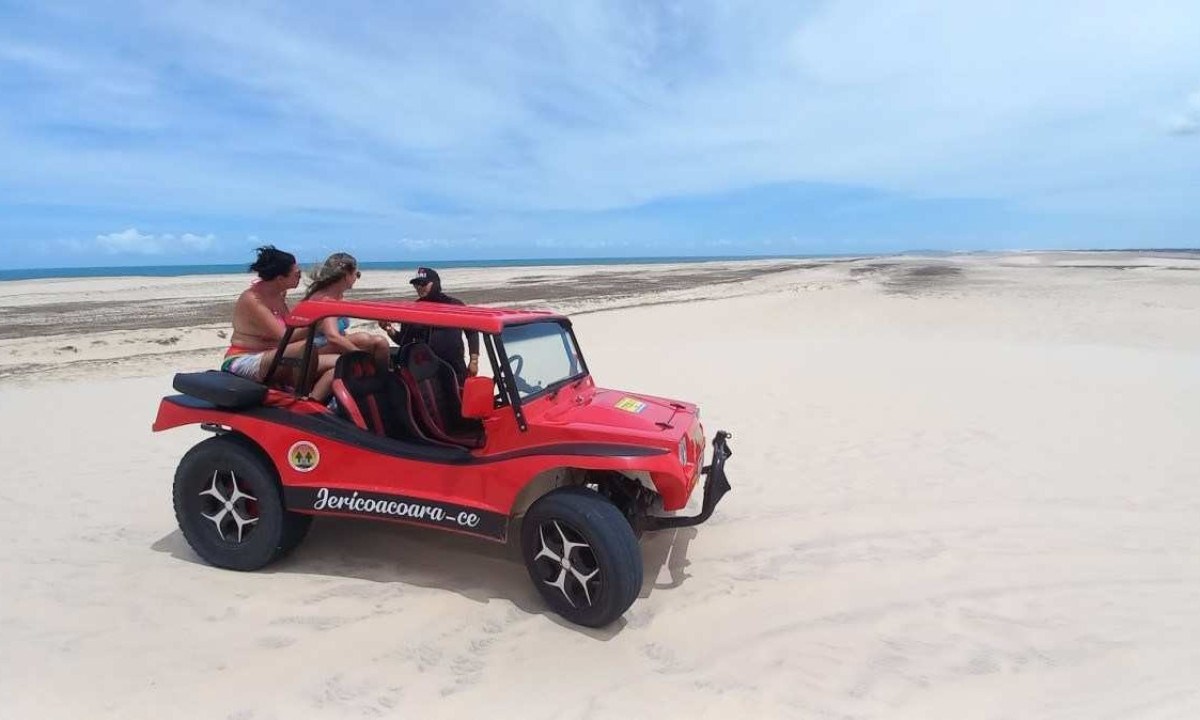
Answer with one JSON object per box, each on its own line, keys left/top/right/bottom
{"left": 1, "top": 1, "right": 1198, "bottom": 269}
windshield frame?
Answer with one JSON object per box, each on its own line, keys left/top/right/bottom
{"left": 494, "top": 319, "right": 589, "bottom": 421}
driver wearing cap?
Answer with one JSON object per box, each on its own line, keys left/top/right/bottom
{"left": 381, "top": 266, "right": 480, "bottom": 385}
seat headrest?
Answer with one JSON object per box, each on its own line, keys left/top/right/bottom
{"left": 405, "top": 342, "right": 445, "bottom": 382}
{"left": 334, "top": 351, "right": 376, "bottom": 380}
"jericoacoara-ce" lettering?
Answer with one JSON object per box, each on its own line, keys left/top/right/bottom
{"left": 312, "top": 487, "right": 481, "bottom": 528}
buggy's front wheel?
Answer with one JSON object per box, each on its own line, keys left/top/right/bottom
{"left": 520, "top": 487, "right": 643, "bottom": 627}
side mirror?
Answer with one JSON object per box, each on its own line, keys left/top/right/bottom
{"left": 461, "top": 376, "right": 496, "bottom": 419}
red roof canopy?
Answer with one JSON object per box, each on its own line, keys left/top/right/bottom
{"left": 286, "top": 298, "right": 567, "bottom": 334}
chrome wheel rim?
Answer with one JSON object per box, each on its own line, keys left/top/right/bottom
{"left": 532, "top": 520, "right": 601, "bottom": 608}
{"left": 198, "top": 470, "right": 259, "bottom": 543}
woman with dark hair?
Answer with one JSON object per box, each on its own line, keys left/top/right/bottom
{"left": 221, "top": 246, "right": 326, "bottom": 393}
{"left": 302, "top": 253, "right": 390, "bottom": 400}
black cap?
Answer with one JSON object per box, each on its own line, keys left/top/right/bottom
{"left": 409, "top": 266, "right": 439, "bottom": 286}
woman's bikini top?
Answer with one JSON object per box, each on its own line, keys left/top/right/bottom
{"left": 313, "top": 316, "right": 351, "bottom": 346}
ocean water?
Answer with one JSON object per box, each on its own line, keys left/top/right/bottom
{"left": 0, "top": 255, "right": 816, "bottom": 282}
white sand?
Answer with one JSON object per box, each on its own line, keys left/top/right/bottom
{"left": 2, "top": 252, "right": 1199, "bottom": 718}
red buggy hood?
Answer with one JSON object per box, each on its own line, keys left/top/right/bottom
{"left": 537, "top": 385, "right": 697, "bottom": 435}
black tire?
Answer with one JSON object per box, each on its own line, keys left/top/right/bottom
{"left": 173, "top": 435, "right": 309, "bottom": 571}
{"left": 521, "top": 487, "right": 643, "bottom": 627}
{"left": 277, "top": 510, "right": 313, "bottom": 559}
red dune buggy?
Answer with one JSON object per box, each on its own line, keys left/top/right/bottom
{"left": 153, "top": 299, "right": 732, "bottom": 627}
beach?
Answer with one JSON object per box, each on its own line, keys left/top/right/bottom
{"left": 2, "top": 252, "right": 1199, "bottom": 718}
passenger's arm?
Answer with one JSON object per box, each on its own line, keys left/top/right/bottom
{"left": 379, "top": 322, "right": 403, "bottom": 344}
{"left": 321, "top": 317, "right": 358, "bottom": 353}
{"left": 465, "top": 329, "right": 480, "bottom": 376}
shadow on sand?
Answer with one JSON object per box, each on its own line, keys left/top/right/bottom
{"left": 152, "top": 518, "right": 699, "bottom": 639}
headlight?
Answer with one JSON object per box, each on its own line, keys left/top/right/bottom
{"left": 678, "top": 436, "right": 688, "bottom": 466}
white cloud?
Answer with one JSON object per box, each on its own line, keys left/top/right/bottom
{"left": 179, "top": 233, "right": 216, "bottom": 250}
{"left": 394, "top": 237, "right": 483, "bottom": 251}
{"left": 533, "top": 236, "right": 630, "bottom": 250}
{"left": 2, "top": 1, "right": 1199, "bottom": 253}
{"left": 1166, "top": 91, "right": 1200, "bottom": 135}
{"left": 94, "top": 228, "right": 216, "bottom": 254}
{"left": 126, "top": 1, "right": 1200, "bottom": 214}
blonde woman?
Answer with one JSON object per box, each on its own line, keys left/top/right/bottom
{"left": 304, "top": 253, "right": 390, "bottom": 373}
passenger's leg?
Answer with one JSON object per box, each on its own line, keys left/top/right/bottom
{"left": 309, "top": 370, "right": 335, "bottom": 402}
{"left": 347, "top": 332, "right": 390, "bottom": 369}
{"left": 371, "top": 335, "right": 391, "bottom": 369}
{"left": 269, "top": 339, "right": 324, "bottom": 388}
{"left": 307, "top": 355, "right": 339, "bottom": 402}
{"left": 249, "top": 339, "right": 299, "bottom": 386}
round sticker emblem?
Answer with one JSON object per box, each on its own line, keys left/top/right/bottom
{"left": 287, "top": 440, "right": 320, "bottom": 473}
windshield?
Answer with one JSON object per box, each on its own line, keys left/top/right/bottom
{"left": 500, "top": 322, "right": 584, "bottom": 399}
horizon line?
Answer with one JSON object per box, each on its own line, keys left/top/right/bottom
{"left": 5, "top": 246, "right": 1199, "bottom": 275}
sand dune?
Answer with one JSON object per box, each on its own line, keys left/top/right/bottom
{"left": 1, "top": 252, "right": 1199, "bottom": 718}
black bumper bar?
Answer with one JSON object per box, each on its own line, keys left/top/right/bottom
{"left": 644, "top": 430, "right": 733, "bottom": 531}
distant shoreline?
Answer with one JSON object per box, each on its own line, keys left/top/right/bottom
{"left": 3, "top": 248, "right": 1197, "bottom": 283}
{"left": 0, "top": 253, "right": 840, "bottom": 282}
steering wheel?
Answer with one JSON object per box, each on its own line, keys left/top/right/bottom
{"left": 506, "top": 353, "right": 542, "bottom": 395}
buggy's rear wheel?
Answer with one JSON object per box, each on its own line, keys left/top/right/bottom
{"left": 520, "top": 487, "right": 642, "bottom": 627}
{"left": 173, "top": 435, "right": 308, "bottom": 570}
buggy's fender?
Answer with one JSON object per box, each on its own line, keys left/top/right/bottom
{"left": 500, "top": 453, "right": 696, "bottom": 513}
{"left": 153, "top": 395, "right": 244, "bottom": 433}
{"left": 152, "top": 393, "right": 325, "bottom": 433}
